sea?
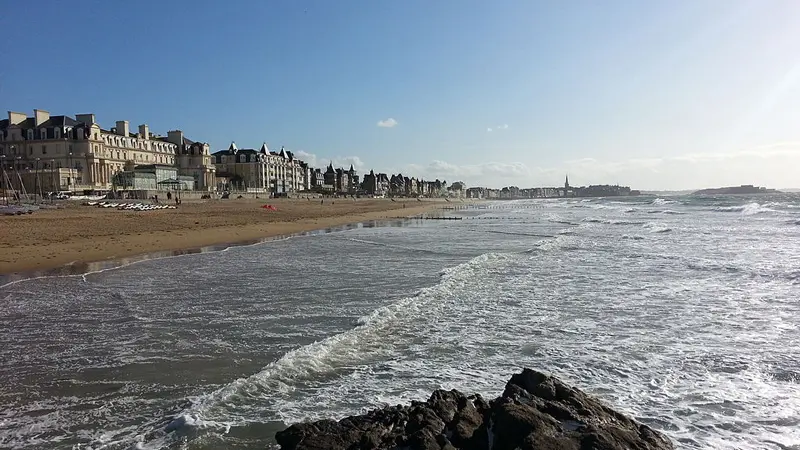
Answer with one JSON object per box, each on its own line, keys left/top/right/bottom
{"left": 1, "top": 194, "right": 799, "bottom": 450}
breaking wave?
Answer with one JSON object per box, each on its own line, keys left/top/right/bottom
{"left": 714, "top": 203, "right": 783, "bottom": 216}
{"left": 156, "top": 252, "right": 514, "bottom": 446}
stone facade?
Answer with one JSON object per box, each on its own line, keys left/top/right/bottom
{"left": 212, "top": 142, "right": 308, "bottom": 194}
{"left": 0, "top": 109, "right": 216, "bottom": 192}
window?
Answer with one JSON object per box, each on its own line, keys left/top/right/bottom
{"left": 55, "top": 128, "right": 61, "bottom": 139}
{"left": 42, "top": 145, "right": 47, "bottom": 154}
{"left": 27, "top": 129, "right": 34, "bottom": 140}
{"left": 40, "top": 129, "right": 47, "bottom": 139}
{"left": 69, "top": 145, "right": 73, "bottom": 152}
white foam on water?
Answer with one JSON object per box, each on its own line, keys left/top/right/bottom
{"left": 5, "top": 196, "right": 800, "bottom": 450}
{"left": 642, "top": 222, "right": 672, "bottom": 233}
{"left": 714, "top": 202, "right": 785, "bottom": 216}
{"left": 652, "top": 198, "right": 678, "bottom": 206}
{"left": 162, "top": 252, "right": 515, "bottom": 439}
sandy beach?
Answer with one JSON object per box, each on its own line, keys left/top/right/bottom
{"left": 0, "top": 198, "right": 451, "bottom": 275}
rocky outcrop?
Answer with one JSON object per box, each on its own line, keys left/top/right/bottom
{"left": 275, "top": 368, "right": 674, "bottom": 450}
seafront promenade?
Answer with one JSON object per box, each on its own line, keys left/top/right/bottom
{"left": 0, "top": 198, "right": 450, "bottom": 276}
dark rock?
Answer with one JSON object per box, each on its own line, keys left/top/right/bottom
{"left": 274, "top": 368, "right": 675, "bottom": 450}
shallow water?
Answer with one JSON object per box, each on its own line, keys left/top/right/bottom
{"left": 1, "top": 194, "right": 799, "bottom": 449}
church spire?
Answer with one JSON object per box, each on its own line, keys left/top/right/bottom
{"left": 564, "top": 174, "right": 570, "bottom": 189}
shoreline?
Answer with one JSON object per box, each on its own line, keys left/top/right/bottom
{"left": 0, "top": 199, "right": 452, "bottom": 281}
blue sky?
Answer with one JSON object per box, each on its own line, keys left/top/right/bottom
{"left": 3, "top": 0, "right": 800, "bottom": 190}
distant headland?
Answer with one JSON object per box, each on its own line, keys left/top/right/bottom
{"left": 692, "top": 185, "right": 780, "bottom": 195}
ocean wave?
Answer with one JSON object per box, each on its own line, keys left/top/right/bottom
{"left": 714, "top": 202, "right": 784, "bottom": 216}
{"left": 651, "top": 198, "right": 678, "bottom": 206}
{"left": 544, "top": 214, "right": 579, "bottom": 225}
{"left": 621, "top": 235, "right": 645, "bottom": 240}
{"left": 584, "top": 217, "right": 646, "bottom": 225}
{"left": 160, "top": 252, "right": 515, "bottom": 442}
{"left": 647, "top": 209, "right": 685, "bottom": 215}
{"left": 686, "top": 261, "right": 800, "bottom": 284}
{"left": 339, "top": 237, "right": 451, "bottom": 255}
{"left": 642, "top": 222, "right": 672, "bottom": 233}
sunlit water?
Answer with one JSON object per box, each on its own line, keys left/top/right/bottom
{"left": 1, "top": 195, "right": 799, "bottom": 449}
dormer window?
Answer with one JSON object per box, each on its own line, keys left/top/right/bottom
{"left": 27, "top": 129, "right": 34, "bottom": 140}
{"left": 239, "top": 154, "right": 246, "bottom": 163}
{"left": 40, "top": 129, "right": 47, "bottom": 139}
{"left": 55, "top": 128, "right": 61, "bottom": 139}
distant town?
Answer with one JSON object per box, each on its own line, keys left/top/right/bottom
{"left": 0, "top": 109, "right": 638, "bottom": 201}
{"left": 465, "top": 175, "right": 640, "bottom": 199}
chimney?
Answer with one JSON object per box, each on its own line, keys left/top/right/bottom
{"left": 116, "top": 120, "right": 130, "bottom": 136}
{"left": 76, "top": 114, "right": 95, "bottom": 125}
{"left": 34, "top": 109, "right": 50, "bottom": 126}
{"left": 167, "top": 130, "right": 184, "bottom": 146}
{"left": 8, "top": 111, "right": 27, "bottom": 125}
{"left": 139, "top": 124, "right": 149, "bottom": 140}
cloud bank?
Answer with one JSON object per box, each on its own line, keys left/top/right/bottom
{"left": 296, "top": 150, "right": 365, "bottom": 170}
{"left": 286, "top": 143, "right": 800, "bottom": 190}
{"left": 406, "top": 143, "right": 800, "bottom": 190}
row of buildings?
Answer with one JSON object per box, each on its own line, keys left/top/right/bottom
{"left": 465, "top": 176, "right": 639, "bottom": 199}
{"left": 0, "top": 109, "right": 456, "bottom": 198}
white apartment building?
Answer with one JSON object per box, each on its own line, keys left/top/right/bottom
{"left": 212, "top": 142, "right": 309, "bottom": 194}
{"left": 0, "top": 109, "right": 216, "bottom": 192}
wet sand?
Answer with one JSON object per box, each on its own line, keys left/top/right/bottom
{"left": 0, "top": 198, "right": 450, "bottom": 276}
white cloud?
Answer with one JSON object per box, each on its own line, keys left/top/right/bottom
{"left": 377, "top": 118, "right": 398, "bottom": 128}
{"left": 487, "top": 128, "right": 493, "bottom": 132}
{"left": 487, "top": 124, "right": 508, "bottom": 132}
{"left": 295, "top": 150, "right": 365, "bottom": 170}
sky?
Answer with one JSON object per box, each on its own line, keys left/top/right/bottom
{"left": 2, "top": 0, "right": 800, "bottom": 190}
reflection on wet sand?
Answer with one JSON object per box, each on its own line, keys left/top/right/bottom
{"left": 0, "top": 218, "right": 418, "bottom": 287}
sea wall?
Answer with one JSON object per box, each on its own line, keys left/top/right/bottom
{"left": 275, "top": 368, "right": 674, "bottom": 450}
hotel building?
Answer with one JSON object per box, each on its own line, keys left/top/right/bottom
{"left": 0, "top": 109, "right": 216, "bottom": 192}
{"left": 212, "top": 142, "right": 309, "bottom": 194}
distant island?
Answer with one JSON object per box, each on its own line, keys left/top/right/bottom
{"left": 693, "top": 185, "right": 779, "bottom": 195}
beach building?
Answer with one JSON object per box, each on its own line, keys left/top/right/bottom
{"left": 362, "top": 170, "right": 377, "bottom": 195}
{"left": 310, "top": 168, "right": 325, "bottom": 189}
{"left": 377, "top": 173, "right": 390, "bottom": 196}
{"left": 323, "top": 163, "right": 337, "bottom": 191}
{"left": 0, "top": 109, "right": 216, "bottom": 194}
{"left": 114, "top": 164, "right": 195, "bottom": 191}
{"left": 211, "top": 142, "right": 307, "bottom": 195}
{"left": 335, "top": 167, "right": 350, "bottom": 194}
